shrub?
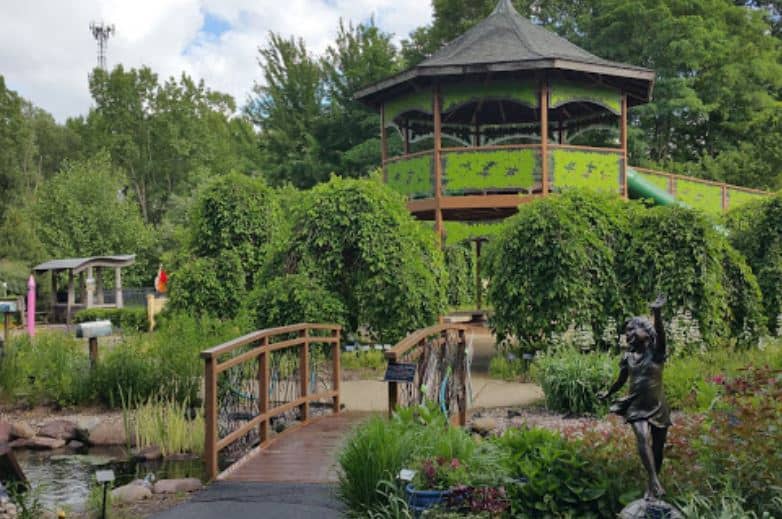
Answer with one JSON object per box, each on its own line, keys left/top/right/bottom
{"left": 272, "top": 177, "right": 447, "bottom": 343}
{"left": 534, "top": 348, "right": 614, "bottom": 415}
{"left": 244, "top": 273, "right": 346, "bottom": 331}
{"left": 721, "top": 244, "right": 766, "bottom": 345}
{"left": 728, "top": 193, "right": 782, "bottom": 334}
{"left": 622, "top": 205, "right": 729, "bottom": 344}
{"left": 167, "top": 173, "right": 282, "bottom": 319}
{"left": 443, "top": 244, "right": 473, "bottom": 307}
{"left": 74, "top": 306, "right": 149, "bottom": 332}
{"left": 167, "top": 252, "right": 246, "bottom": 319}
{"left": 496, "top": 427, "right": 612, "bottom": 517}
{"left": 0, "top": 332, "right": 92, "bottom": 406}
{"left": 486, "top": 191, "right": 628, "bottom": 349}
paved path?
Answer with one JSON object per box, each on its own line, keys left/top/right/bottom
{"left": 150, "top": 482, "right": 344, "bottom": 519}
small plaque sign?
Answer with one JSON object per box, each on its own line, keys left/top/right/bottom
{"left": 384, "top": 361, "right": 417, "bottom": 382}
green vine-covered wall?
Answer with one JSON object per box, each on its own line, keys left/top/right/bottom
{"left": 442, "top": 81, "right": 537, "bottom": 113}
{"left": 675, "top": 179, "right": 723, "bottom": 214}
{"left": 637, "top": 171, "right": 671, "bottom": 192}
{"left": 385, "top": 90, "right": 432, "bottom": 126}
{"left": 442, "top": 149, "right": 539, "bottom": 193}
{"left": 728, "top": 189, "right": 766, "bottom": 211}
{"left": 444, "top": 221, "right": 505, "bottom": 246}
{"left": 551, "top": 149, "right": 622, "bottom": 193}
{"left": 550, "top": 81, "right": 621, "bottom": 114}
{"left": 386, "top": 155, "right": 434, "bottom": 197}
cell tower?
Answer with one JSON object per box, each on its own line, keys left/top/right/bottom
{"left": 90, "top": 22, "right": 115, "bottom": 70}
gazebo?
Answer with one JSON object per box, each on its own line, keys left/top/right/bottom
{"left": 355, "top": 0, "right": 655, "bottom": 245}
{"left": 32, "top": 255, "right": 135, "bottom": 324}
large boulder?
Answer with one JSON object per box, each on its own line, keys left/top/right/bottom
{"left": 111, "top": 482, "right": 152, "bottom": 503}
{"left": 132, "top": 445, "right": 162, "bottom": 461}
{"left": 38, "top": 420, "right": 78, "bottom": 441}
{"left": 9, "top": 422, "right": 35, "bottom": 440}
{"left": 85, "top": 420, "right": 129, "bottom": 446}
{"left": 153, "top": 478, "right": 202, "bottom": 494}
{"left": 9, "top": 437, "right": 66, "bottom": 450}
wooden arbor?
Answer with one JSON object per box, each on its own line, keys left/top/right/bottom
{"left": 32, "top": 255, "right": 135, "bottom": 324}
{"left": 355, "top": 0, "right": 656, "bottom": 246}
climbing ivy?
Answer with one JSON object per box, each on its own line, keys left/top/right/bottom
{"left": 551, "top": 149, "right": 621, "bottom": 193}
{"left": 549, "top": 81, "right": 621, "bottom": 114}
{"left": 442, "top": 149, "right": 538, "bottom": 193}
{"left": 442, "top": 81, "right": 537, "bottom": 113}
{"left": 728, "top": 188, "right": 766, "bottom": 211}
{"left": 386, "top": 155, "right": 434, "bottom": 197}
{"left": 675, "top": 179, "right": 723, "bottom": 215}
{"left": 384, "top": 90, "right": 432, "bottom": 124}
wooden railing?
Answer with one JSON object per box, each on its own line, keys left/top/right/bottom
{"left": 385, "top": 324, "right": 469, "bottom": 426}
{"left": 201, "top": 323, "right": 341, "bottom": 480}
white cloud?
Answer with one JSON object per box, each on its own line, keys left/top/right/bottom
{"left": 0, "top": 0, "right": 432, "bottom": 122}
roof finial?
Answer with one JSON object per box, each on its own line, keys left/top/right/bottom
{"left": 492, "top": 0, "right": 516, "bottom": 15}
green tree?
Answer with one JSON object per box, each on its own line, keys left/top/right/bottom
{"left": 247, "top": 33, "right": 324, "bottom": 188}
{"left": 76, "top": 66, "right": 260, "bottom": 224}
{"left": 0, "top": 76, "right": 27, "bottom": 223}
{"left": 320, "top": 20, "right": 401, "bottom": 178}
{"left": 31, "top": 154, "right": 155, "bottom": 285}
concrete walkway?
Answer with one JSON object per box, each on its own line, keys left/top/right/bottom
{"left": 150, "top": 482, "right": 344, "bottom": 519}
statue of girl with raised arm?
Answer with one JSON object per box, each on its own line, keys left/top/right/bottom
{"left": 599, "top": 295, "right": 671, "bottom": 500}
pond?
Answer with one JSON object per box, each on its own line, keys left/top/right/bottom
{"left": 15, "top": 447, "right": 206, "bottom": 513}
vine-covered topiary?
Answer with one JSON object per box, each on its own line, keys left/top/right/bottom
{"left": 244, "top": 274, "right": 347, "bottom": 331}
{"left": 728, "top": 194, "right": 782, "bottom": 334}
{"left": 269, "top": 177, "right": 447, "bottom": 343}
{"left": 444, "top": 243, "right": 473, "bottom": 307}
{"left": 486, "top": 191, "right": 627, "bottom": 348}
{"left": 168, "top": 173, "right": 282, "bottom": 319}
{"left": 721, "top": 244, "right": 766, "bottom": 345}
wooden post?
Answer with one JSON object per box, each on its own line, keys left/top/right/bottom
{"left": 381, "top": 104, "right": 388, "bottom": 182}
{"left": 86, "top": 267, "right": 94, "bottom": 308}
{"left": 388, "top": 380, "right": 399, "bottom": 419}
{"left": 474, "top": 123, "right": 481, "bottom": 147}
{"left": 114, "top": 268, "right": 123, "bottom": 309}
{"left": 475, "top": 239, "right": 483, "bottom": 310}
{"left": 457, "top": 329, "right": 467, "bottom": 427}
{"left": 620, "top": 94, "right": 629, "bottom": 199}
{"left": 49, "top": 271, "right": 56, "bottom": 318}
{"left": 333, "top": 328, "right": 341, "bottom": 414}
{"left": 434, "top": 86, "right": 444, "bottom": 247}
{"left": 722, "top": 184, "right": 728, "bottom": 212}
{"left": 299, "top": 328, "right": 309, "bottom": 422}
{"left": 258, "top": 337, "right": 270, "bottom": 444}
{"left": 558, "top": 118, "right": 564, "bottom": 145}
{"left": 670, "top": 175, "right": 677, "bottom": 196}
{"left": 204, "top": 356, "right": 218, "bottom": 480}
{"left": 540, "top": 81, "right": 549, "bottom": 195}
{"left": 96, "top": 269, "right": 104, "bottom": 305}
{"left": 89, "top": 337, "right": 98, "bottom": 369}
{"left": 2, "top": 313, "right": 9, "bottom": 346}
{"left": 403, "top": 120, "right": 410, "bottom": 155}
{"left": 67, "top": 270, "right": 75, "bottom": 325}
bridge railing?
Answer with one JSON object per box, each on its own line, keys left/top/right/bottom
{"left": 201, "top": 323, "right": 341, "bottom": 480}
{"left": 385, "top": 324, "right": 469, "bottom": 426}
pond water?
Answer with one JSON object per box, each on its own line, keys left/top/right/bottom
{"left": 15, "top": 447, "right": 206, "bottom": 513}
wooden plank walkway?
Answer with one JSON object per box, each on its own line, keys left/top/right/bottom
{"left": 220, "top": 412, "right": 369, "bottom": 483}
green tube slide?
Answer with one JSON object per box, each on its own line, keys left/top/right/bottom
{"left": 627, "top": 168, "right": 682, "bottom": 207}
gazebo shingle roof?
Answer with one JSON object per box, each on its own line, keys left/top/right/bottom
{"left": 355, "top": 0, "right": 655, "bottom": 106}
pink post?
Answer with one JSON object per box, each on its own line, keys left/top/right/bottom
{"left": 27, "top": 275, "right": 36, "bottom": 337}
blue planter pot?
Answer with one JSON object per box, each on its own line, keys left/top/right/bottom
{"left": 405, "top": 483, "right": 451, "bottom": 515}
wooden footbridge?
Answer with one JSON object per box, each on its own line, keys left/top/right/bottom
{"left": 201, "top": 323, "right": 470, "bottom": 482}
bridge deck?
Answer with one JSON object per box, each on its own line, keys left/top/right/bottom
{"left": 220, "top": 412, "right": 368, "bottom": 483}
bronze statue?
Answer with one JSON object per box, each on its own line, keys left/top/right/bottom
{"left": 599, "top": 295, "right": 671, "bottom": 500}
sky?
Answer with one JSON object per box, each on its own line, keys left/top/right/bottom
{"left": 0, "top": 0, "right": 432, "bottom": 122}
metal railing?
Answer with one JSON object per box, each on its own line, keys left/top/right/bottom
{"left": 385, "top": 324, "right": 469, "bottom": 425}
{"left": 201, "top": 323, "right": 341, "bottom": 480}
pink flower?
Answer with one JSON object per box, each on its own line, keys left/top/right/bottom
{"left": 450, "top": 458, "right": 461, "bottom": 469}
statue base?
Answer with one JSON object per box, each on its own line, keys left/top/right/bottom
{"left": 620, "top": 498, "right": 683, "bottom": 519}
